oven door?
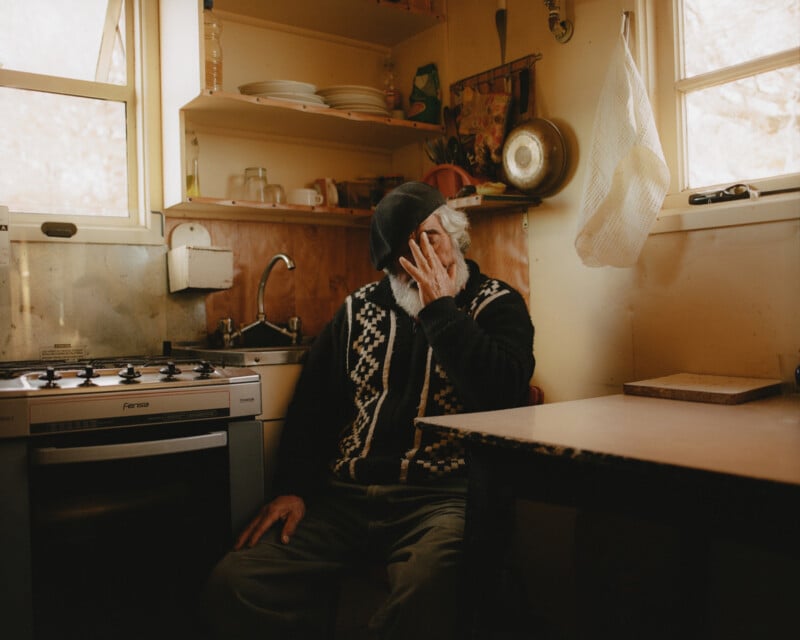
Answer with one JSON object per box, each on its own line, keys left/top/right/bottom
{"left": 28, "top": 420, "right": 261, "bottom": 640}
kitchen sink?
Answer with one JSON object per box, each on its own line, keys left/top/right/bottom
{"left": 171, "top": 344, "right": 308, "bottom": 367}
{"left": 237, "top": 319, "right": 296, "bottom": 348}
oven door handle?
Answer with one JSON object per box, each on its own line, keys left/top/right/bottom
{"left": 31, "top": 431, "right": 228, "bottom": 465}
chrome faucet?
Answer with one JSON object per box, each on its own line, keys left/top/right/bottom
{"left": 257, "top": 253, "right": 295, "bottom": 321}
{"left": 251, "top": 252, "right": 301, "bottom": 344}
{"left": 216, "top": 253, "right": 300, "bottom": 347}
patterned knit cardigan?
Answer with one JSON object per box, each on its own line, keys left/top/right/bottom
{"left": 274, "top": 260, "right": 535, "bottom": 498}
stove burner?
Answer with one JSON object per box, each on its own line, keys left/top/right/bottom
{"left": 38, "top": 367, "right": 62, "bottom": 387}
{"left": 159, "top": 362, "right": 182, "bottom": 380}
{"left": 193, "top": 361, "right": 215, "bottom": 378}
{"left": 77, "top": 365, "right": 100, "bottom": 383}
{"left": 118, "top": 364, "right": 142, "bottom": 383}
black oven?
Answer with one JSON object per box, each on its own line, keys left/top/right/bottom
{"left": 0, "top": 359, "right": 264, "bottom": 640}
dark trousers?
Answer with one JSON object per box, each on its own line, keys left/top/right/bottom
{"left": 204, "top": 478, "right": 467, "bottom": 640}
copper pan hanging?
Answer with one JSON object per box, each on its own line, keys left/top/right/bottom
{"left": 502, "top": 118, "right": 568, "bottom": 197}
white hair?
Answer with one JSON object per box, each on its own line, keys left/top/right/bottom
{"left": 433, "top": 204, "right": 471, "bottom": 255}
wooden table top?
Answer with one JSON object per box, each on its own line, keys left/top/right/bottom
{"left": 416, "top": 393, "right": 800, "bottom": 486}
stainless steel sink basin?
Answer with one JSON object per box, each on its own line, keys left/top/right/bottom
{"left": 171, "top": 345, "right": 308, "bottom": 367}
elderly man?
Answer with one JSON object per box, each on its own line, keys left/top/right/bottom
{"left": 205, "top": 181, "right": 535, "bottom": 639}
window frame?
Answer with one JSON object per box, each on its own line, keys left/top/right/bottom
{"left": 641, "top": 0, "right": 800, "bottom": 234}
{"left": 0, "top": 0, "right": 163, "bottom": 245}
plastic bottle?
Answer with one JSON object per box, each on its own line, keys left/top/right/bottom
{"left": 383, "top": 55, "right": 401, "bottom": 112}
{"left": 203, "top": 0, "right": 223, "bottom": 91}
{"left": 186, "top": 131, "right": 200, "bottom": 197}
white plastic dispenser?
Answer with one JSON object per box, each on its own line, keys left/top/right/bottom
{"left": 167, "top": 223, "right": 233, "bottom": 292}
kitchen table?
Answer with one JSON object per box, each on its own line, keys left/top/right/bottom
{"left": 416, "top": 393, "right": 800, "bottom": 639}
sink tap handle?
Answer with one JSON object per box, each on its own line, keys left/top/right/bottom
{"left": 218, "top": 317, "right": 234, "bottom": 333}
{"left": 218, "top": 317, "right": 236, "bottom": 348}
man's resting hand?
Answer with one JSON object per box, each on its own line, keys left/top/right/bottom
{"left": 234, "top": 494, "right": 306, "bottom": 549}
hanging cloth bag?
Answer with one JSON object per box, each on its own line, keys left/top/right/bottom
{"left": 575, "top": 18, "right": 670, "bottom": 267}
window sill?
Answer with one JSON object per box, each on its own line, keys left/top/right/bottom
{"left": 8, "top": 212, "right": 165, "bottom": 246}
{"left": 651, "top": 192, "right": 800, "bottom": 235}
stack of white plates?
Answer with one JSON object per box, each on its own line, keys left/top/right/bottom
{"left": 239, "top": 80, "right": 328, "bottom": 107}
{"left": 317, "top": 85, "right": 389, "bottom": 116}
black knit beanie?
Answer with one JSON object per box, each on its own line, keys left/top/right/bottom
{"left": 369, "top": 181, "right": 445, "bottom": 270}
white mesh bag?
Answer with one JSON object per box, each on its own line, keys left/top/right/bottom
{"left": 575, "top": 26, "right": 670, "bottom": 268}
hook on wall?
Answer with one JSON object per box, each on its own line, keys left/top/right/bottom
{"left": 621, "top": 10, "right": 631, "bottom": 42}
{"left": 543, "top": 0, "right": 574, "bottom": 43}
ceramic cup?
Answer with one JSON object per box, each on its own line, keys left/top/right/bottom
{"left": 288, "top": 188, "right": 324, "bottom": 206}
{"left": 314, "top": 178, "right": 339, "bottom": 206}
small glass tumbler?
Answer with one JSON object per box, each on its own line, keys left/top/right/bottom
{"left": 244, "top": 167, "right": 269, "bottom": 202}
{"left": 265, "top": 183, "right": 285, "bottom": 204}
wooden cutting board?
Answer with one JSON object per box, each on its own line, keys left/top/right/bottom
{"left": 623, "top": 373, "right": 783, "bottom": 405}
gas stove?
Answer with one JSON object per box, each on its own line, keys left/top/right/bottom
{"left": 0, "top": 356, "right": 267, "bottom": 640}
{"left": 0, "top": 356, "right": 262, "bottom": 438}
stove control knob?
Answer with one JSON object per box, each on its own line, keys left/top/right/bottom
{"left": 77, "top": 365, "right": 100, "bottom": 380}
{"left": 193, "top": 360, "right": 215, "bottom": 377}
{"left": 38, "top": 366, "right": 62, "bottom": 385}
{"left": 119, "top": 364, "right": 142, "bottom": 382}
{"left": 159, "top": 362, "right": 182, "bottom": 378}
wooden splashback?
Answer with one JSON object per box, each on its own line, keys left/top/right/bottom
{"left": 165, "top": 209, "right": 529, "bottom": 341}
{"left": 467, "top": 209, "right": 530, "bottom": 302}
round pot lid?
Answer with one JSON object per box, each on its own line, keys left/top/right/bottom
{"left": 502, "top": 118, "right": 568, "bottom": 196}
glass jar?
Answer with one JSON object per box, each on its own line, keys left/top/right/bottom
{"left": 244, "top": 167, "right": 268, "bottom": 202}
{"left": 383, "top": 55, "right": 401, "bottom": 111}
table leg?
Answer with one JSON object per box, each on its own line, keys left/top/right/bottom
{"left": 462, "top": 443, "right": 517, "bottom": 639}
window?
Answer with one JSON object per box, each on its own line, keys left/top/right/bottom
{"left": 650, "top": 0, "right": 800, "bottom": 227}
{"left": 0, "top": 0, "right": 161, "bottom": 244}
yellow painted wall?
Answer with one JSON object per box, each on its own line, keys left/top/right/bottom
{"left": 447, "top": 0, "right": 799, "bottom": 402}
{"left": 4, "top": 0, "right": 796, "bottom": 394}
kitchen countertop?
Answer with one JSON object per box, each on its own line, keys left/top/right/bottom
{"left": 170, "top": 344, "right": 308, "bottom": 367}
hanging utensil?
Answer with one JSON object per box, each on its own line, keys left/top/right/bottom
{"left": 424, "top": 140, "right": 439, "bottom": 164}
{"left": 451, "top": 105, "right": 471, "bottom": 171}
{"left": 443, "top": 106, "right": 458, "bottom": 140}
{"left": 495, "top": 3, "right": 507, "bottom": 64}
{"left": 443, "top": 106, "right": 468, "bottom": 170}
{"left": 447, "top": 138, "right": 460, "bottom": 165}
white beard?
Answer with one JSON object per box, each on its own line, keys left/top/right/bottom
{"left": 389, "top": 253, "right": 470, "bottom": 318}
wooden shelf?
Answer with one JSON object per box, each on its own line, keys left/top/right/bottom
{"left": 183, "top": 91, "right": 444, "bottom": 150}
{"left": 160, "top": 0, "right": 447, "bottom": 227}
{"left": 448, "top": 193, "right": 542, "bottom": 214}
{"left": 216, "top": 0, "right": 445, "bottom": 47}
{"left": 165, "top": 197, "right": 372, "bottom": 228}
{"left": 167, "top": 192, "right": 542, "bottom": 227}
